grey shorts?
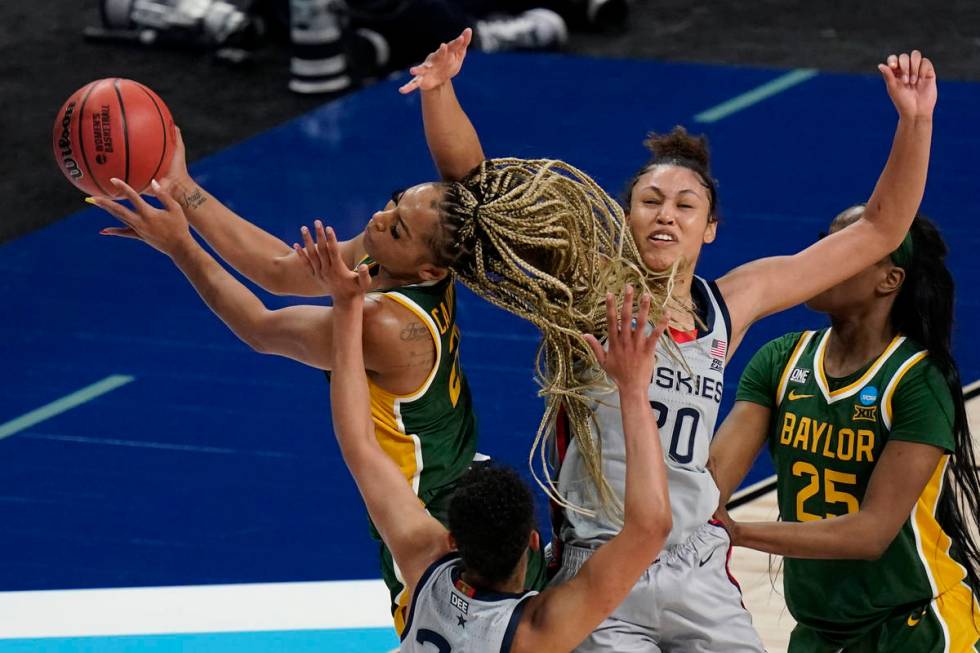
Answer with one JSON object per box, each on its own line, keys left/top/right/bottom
{"left": 551, "top": 522, "right": 767, "bottom": 653}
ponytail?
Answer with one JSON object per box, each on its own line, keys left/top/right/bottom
{"left": 891, "top": 215, "right": 980, "bottom": 595}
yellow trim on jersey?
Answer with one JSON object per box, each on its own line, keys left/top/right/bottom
{"left": 365, "top": 290, "right": 442, "bottom": 495}
{"left": 376, "top": 291, "right": 442, "bottom": 400}
{"left": 881, "top": 350, "right": 929, "bottom": 430}
{"left": 910, "top": 456, "right": 978, "bottom": 651}
{"left": 813, "top": 330, "right": 905, "bottom": 403}
{"left": 776, "top": 331, "right": 816, "bottom": 406}
{"left": 930, "top": 584, "right": 980, "bottom": 652}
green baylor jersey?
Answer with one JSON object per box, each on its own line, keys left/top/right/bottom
{"left": 362, "top": 269, "right": 478, "bottom": 507}
{"left": 736, "top": 328, "right": 974, "bottom": 643}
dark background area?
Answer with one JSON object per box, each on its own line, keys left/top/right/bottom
{"left": 5, "top": 0, "right": 979, "bottom": 243}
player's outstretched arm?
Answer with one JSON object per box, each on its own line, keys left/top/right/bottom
{"left": 323, "top": 226, "right": 452, "bottom": 591}
{"left": 152, "top": 127, "right": 365, "bottom": 297}
{"left": 717, "top": 50, "right": 936, "bottom": 345}
{"left": 90, "top": 178, "right": 393, "bottom": 373}
{"left": 512, "top": 288, "right": 672, "bottom": 653}
{"left": 399, "top": 29, "right": 486, "bottom": 181}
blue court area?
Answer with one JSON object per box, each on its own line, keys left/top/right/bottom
{"left": 2, "top": 52, "right": 978, "bottom": 647}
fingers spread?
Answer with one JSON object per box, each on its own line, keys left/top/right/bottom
{"left": 89, "top": 196, "right": 142, "bottom": 230}
{"left": 301, "top": 226, "right": 320, "bottom": 272}
{"left": 99, "top": 226, "right": 142, "bottom": 240}
{"left": 582, "top": 333, "right": 605, "bottom": 365}
{"left": 294, "top": 242, "right": 316, "bottom": 275}
{"left": 604, "top": 292, "right": 618, "bottom": 346}
{"left": 149, "top": 179, "right": 181, "bottom": 213}
{"left": 620, "top": 284, "right": 634, "bottom": 335}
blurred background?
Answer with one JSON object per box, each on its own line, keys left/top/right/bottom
{"left": 6, "top": 0, "right": 980, "bottom": 243}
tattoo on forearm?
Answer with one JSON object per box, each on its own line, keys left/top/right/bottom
{"left": 178, "top": 186, "right": 208, "bottom": 210}
{"left": 400, "top": 322, "right": 430, "bottom": 341}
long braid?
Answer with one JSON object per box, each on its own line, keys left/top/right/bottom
{"left": 441, "top": 158, "right": 689, "bottom": 515}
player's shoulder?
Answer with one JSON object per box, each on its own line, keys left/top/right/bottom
{"left": 891, "top": 342, "right": 951, "bottom": 400}
{"left": 756, "top": 330, "right": 816, "bottom": 363}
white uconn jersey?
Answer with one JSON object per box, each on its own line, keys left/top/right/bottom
{"left": 401, "top": 554, "right": 537, "bottom": 653}
{"left": 558, "top": 277, "right": 730, "bottom": 549}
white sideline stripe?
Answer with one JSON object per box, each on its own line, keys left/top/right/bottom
{"left": 693, "top": 68, "right": 818, "bottom": 123}
{"left": 0, "top": 375, "right": 134, "bottom": 441}
{"left": 730, "top": 475, "right": 777, "bottom": 502}
{"left": 0, "top": 580, "right": 393, "bottom": 638}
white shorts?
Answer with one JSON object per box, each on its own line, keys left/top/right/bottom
{"left": 550, "top": 522, "right": 767, "bottom": 653}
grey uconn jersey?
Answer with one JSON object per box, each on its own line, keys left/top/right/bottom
{"left": 557, "top": 276, "right": 730, "bottom": 549}
{"left": 401, "top": 553, "right": 537, "bottom": 653}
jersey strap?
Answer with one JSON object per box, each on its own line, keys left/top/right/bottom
{"left": 881, "top": 350, "right": 929, "bottom": 429}
{"left": 775, "top": 331, "right": 816, "bottom": 406}
{"left": 400, "top": 552, "right": 461, "bottom": 642}
{"left": 501, "top": 595, "right": 534, "bottom": 653}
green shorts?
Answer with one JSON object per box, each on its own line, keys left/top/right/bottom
{"left": 790, "top": 586, "right": 980, "bottom": 653}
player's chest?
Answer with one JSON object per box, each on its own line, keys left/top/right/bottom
{"left": 774, "top": 374, "right": 888, "bottom": 472}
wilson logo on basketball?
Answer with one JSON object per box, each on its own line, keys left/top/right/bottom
{"left": 57, "top": 101, "right": 83, "bottom": 180}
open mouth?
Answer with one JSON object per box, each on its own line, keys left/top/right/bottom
{"left": 648, "top": 232, "right": 677, "bottom": 245}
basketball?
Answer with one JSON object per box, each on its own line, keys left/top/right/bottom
{"left": 53, "top": 78, "right": 176, "bottom": 198}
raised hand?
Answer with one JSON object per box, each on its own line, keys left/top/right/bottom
{"left": 583, "top": 285, "right": 668, "bottom": 394}
{"left": 90, "top": 178, "right": 194, "bottom": 256}
{"left": 398, "top": 28, "right": 472, "bottom": 95}
{"left": 293, "top": 219, "right": 370, "bottom": 303}
{"left": 878, "top": 50, "right": 937, "bottom": 121}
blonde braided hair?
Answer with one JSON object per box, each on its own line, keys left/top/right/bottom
{"left": 441, "top": 158, "right": 690, "bottom": 516}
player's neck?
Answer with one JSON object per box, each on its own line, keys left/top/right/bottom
{"left": 825, "top": 311, "right": 896, "bottom": 378}
{"left": 460, "top": 568, "right": 525, "bottom": 595}
{"left": 373, "top": 266, "right": 427, "bottom": 289}
{"left": 665, "top": 269, "right": 697, "bottom": 331}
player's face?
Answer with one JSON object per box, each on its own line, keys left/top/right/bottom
{"left": 363, "top": 183, "right": 446, "bottom": 280}
{"left": 805, "top": 208, "right": 893, "bottom": 313}
{"left": 627, "top": 165, "right": 716, "bottom": 274}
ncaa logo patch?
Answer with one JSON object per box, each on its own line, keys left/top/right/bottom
{"left": 859, "top": 386, "right": 879, "bottom": 406}
{"left": 790, "top": 368, "right": 810, "bottom": 384}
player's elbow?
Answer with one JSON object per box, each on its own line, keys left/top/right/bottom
{"left": 629, "top": 508, "right": 672, "bottom": 551}
{"left": 238, "top": 315, "right": 280, "bottom": 355}
{"left": 858, "top": 533, "right": 895, "bottom": 561}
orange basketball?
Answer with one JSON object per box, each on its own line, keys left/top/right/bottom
{"left": 53, "top": 78, "right": 176, "bottom": 198}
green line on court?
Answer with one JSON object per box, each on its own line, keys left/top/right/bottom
{"left": 694, "top": 68, "right": 818, "bottom": 123}
{"left": 0, "top": 375, "right": 135, "bottom": 441}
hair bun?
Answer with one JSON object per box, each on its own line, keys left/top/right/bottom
{"left": 643, "top": 125, "right": 711, "bottom": 169}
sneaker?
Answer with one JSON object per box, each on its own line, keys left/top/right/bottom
{"left": 476, "top": 8, "right": 568, "bottom": 53}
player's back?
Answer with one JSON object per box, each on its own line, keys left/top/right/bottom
{"left": 401, "top": 554, "right": 537, "bottom": 653}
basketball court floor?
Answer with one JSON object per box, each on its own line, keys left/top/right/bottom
{"left": 1, "top": 51, "right": 978, "bottom": 652}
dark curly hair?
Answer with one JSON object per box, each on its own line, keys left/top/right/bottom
{"left": 448, "top": 464, "right": 535, "bottom": 585}
{"left": 622, "top": 125, "right": 719, "bottom": 221}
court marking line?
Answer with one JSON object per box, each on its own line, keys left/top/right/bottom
{"left": 728, "top": 475, "right": 777, "bottom": 510}
{"left": 693, "top": 68, "right": 818, "bottom": 123}
{"left": 0, "top": 580, "right": 393, "bottom": 638}
{"left": 0, "top": 375, "right": 134, "bottom": 441}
